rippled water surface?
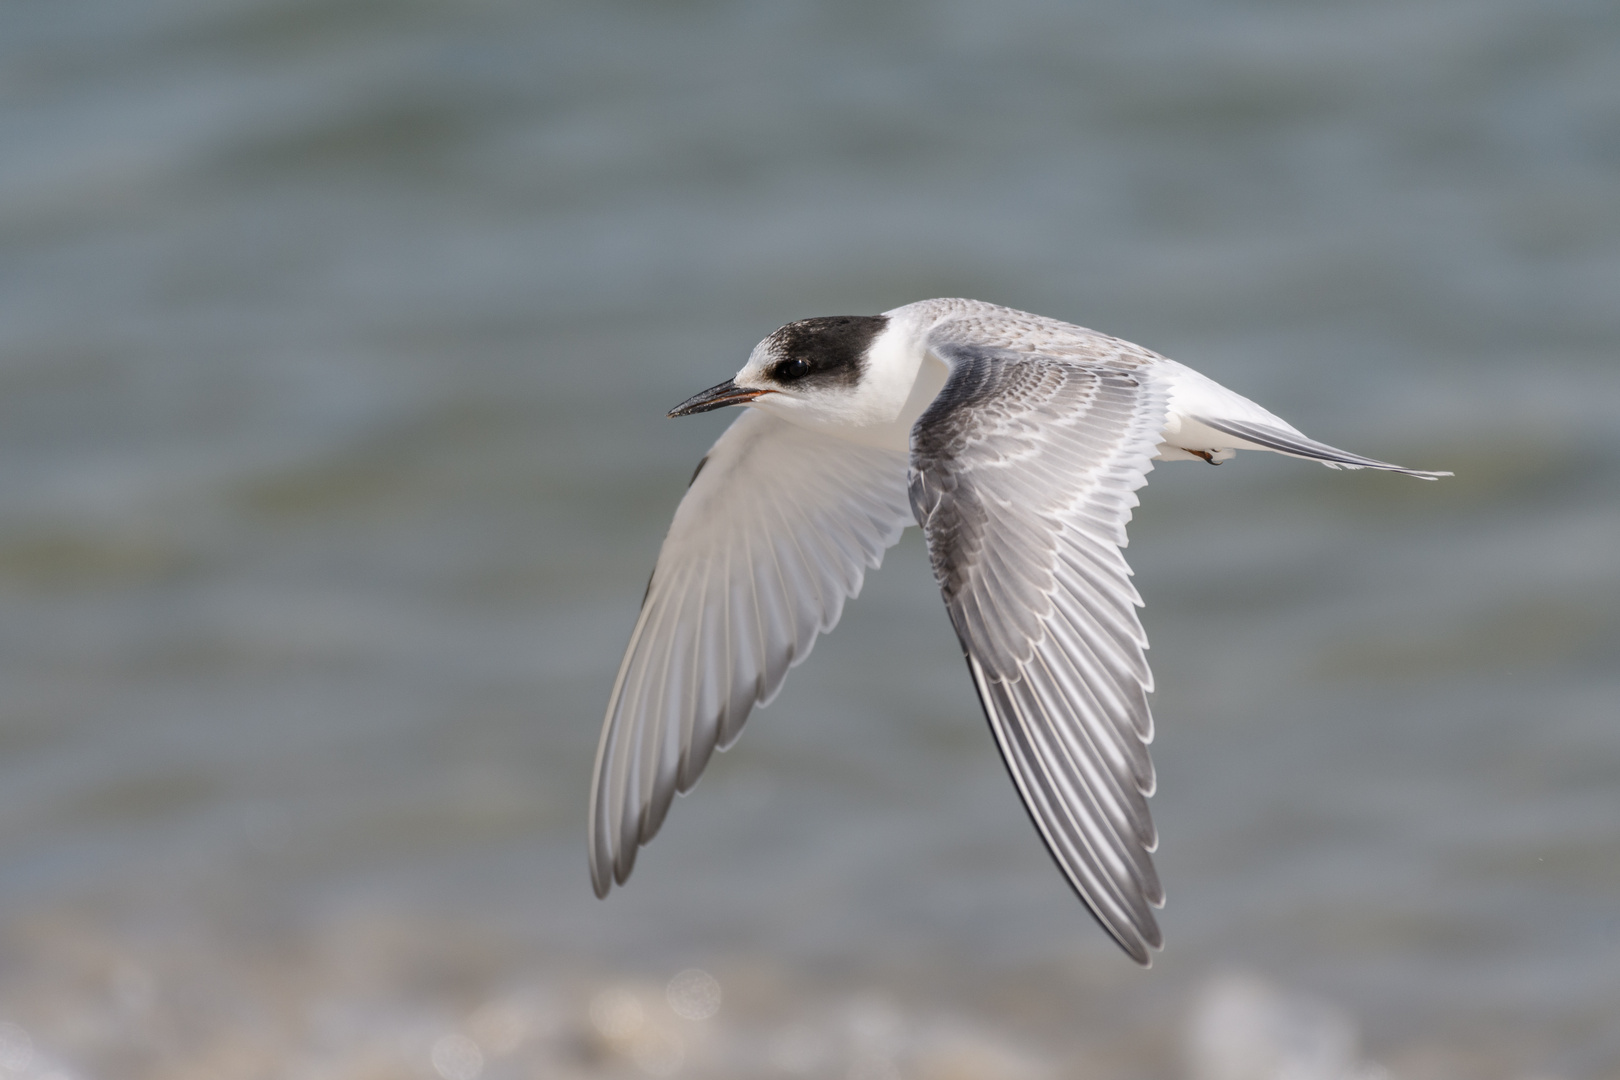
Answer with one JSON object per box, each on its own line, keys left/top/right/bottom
{"left": 1, "top": 1, "right": 1618, "bottom": 1077}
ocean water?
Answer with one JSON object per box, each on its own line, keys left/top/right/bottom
{"left": 0, "top": 0, "right": 1617, "bottom": 1077}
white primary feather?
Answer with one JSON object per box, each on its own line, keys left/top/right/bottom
{"left": 589, "top": 408, "right": 912, "bottom": 897}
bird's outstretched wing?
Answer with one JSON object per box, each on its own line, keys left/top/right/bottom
{"left": 590, "top": 407, "right": 912, "bottom": 897}
{"left": 908, "top": 343, "right": 1171, "bottom": 964}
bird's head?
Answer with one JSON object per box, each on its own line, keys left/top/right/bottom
{"left": 667, "top": 314, "right": 896, "bottom": 427}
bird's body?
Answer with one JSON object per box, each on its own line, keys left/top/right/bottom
{"left": 589, "top": 298, "right": 1447, "bottom": 965}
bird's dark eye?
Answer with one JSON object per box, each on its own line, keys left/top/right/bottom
{"left": 774, "top": 357, "right": 811, "bottom": 382}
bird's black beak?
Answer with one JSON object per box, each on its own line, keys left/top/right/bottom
{"left": 667, "top": 379, "right": 772, "bottom": 418}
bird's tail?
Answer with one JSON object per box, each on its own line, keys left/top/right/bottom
{"left": 1193, "top": 416, "right": 1452, "bottom": 479}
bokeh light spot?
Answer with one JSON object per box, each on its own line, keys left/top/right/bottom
{"left": 430, "top": 1033, "right": 484, "bottom": 1080}
{"left": 590, "top": 987, "right": 645, "bottom": 1041}
{"left": 0, "top": 1023, "right": 33, "bottom": 1072}
{"left": 665, "top": 968, "right": 722, "bottom": 1021}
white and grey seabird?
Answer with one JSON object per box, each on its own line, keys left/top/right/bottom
{"left": 589, "top": 298, "right": 1449, "bottom": 965}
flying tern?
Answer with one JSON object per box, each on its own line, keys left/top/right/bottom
{"left": 588, "top": 298, "right": 1448, "bottom": 964}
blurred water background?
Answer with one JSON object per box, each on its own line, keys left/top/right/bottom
{"left": 1, "top": 0, "right": 1618, "bottom": 1077}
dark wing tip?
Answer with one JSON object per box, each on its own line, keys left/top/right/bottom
{"left": 588, "top": 837, "right": 614, "bottom": 898}
{"left": 1114, "top": 920, "right": 1160, "bottom": 967}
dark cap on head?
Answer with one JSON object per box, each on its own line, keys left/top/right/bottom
{"left": 763, "top": 315, "right": 889, "bottom": 389}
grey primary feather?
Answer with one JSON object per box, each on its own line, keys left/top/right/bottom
{"left": 909, "top": 341, "right": 1171, "bottom": 964}
{"left": 589, "top": 408, "right": 913, "bottom": 898}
